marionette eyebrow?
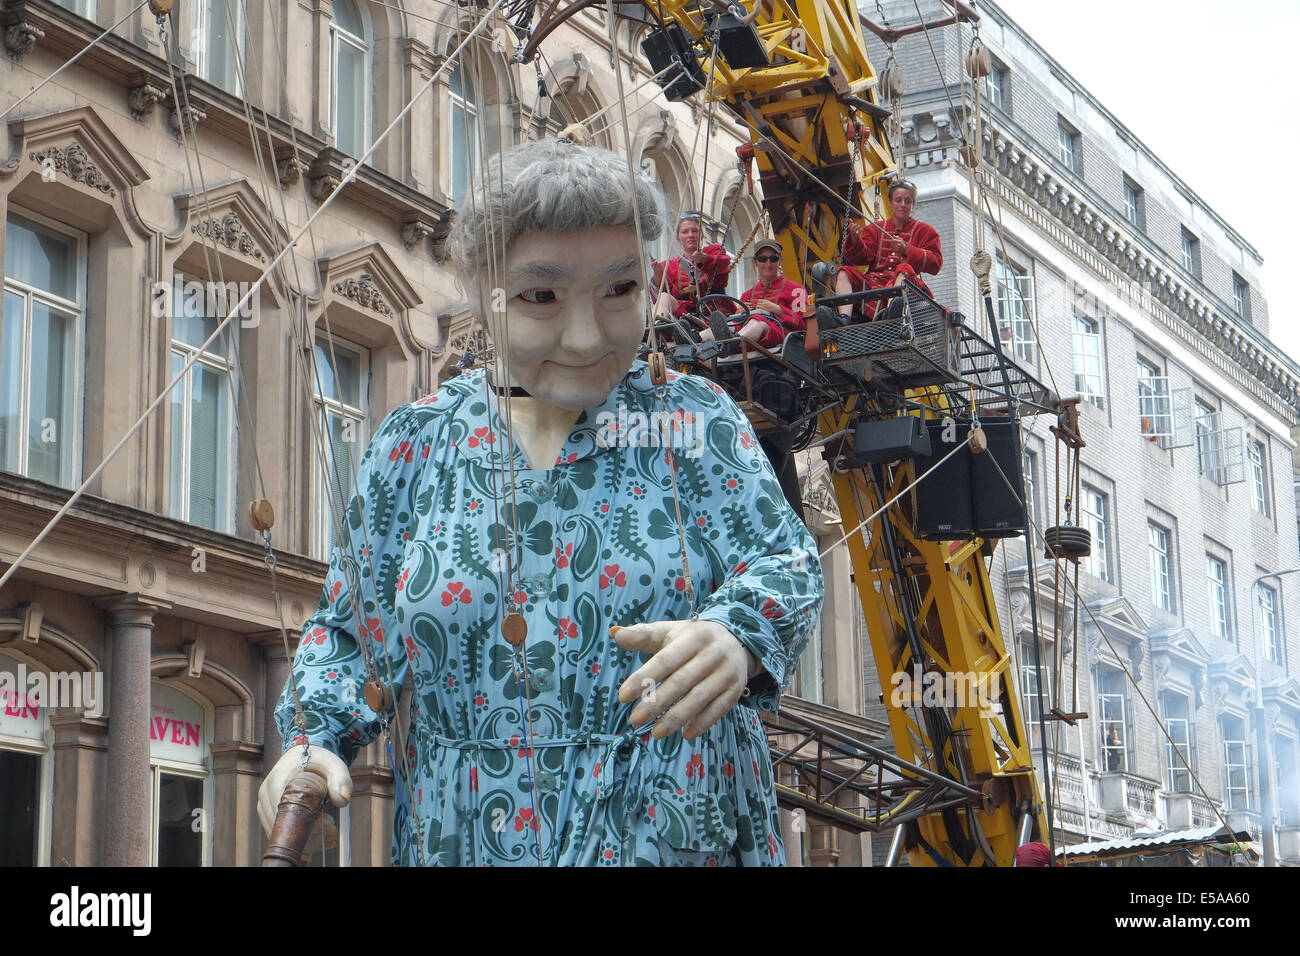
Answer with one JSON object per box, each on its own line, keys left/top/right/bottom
{"left": 508, "top": 256, "right": 641, "bottom": 284}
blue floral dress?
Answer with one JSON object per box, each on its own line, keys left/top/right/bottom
{"left": 276, "top": 361, "right": 823, "bottom": 865}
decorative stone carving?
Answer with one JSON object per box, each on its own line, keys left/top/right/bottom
{"left": 168, "top": 103, "right": 206, "bottom": 138}
{"left": 277, "top": 153, "right": 305, "bottom": 187}
{"left": 1210, "top": 680, "right": 1228, "bottom": 716}
{"left": 310, "top": 173, "right": 342, "bottom": 203}
{"left": 1152, "top": 651, "right": 1171, "bottom": 692}
{"left": 4, "top": 21, "right": 43, "bottom": 60}
{"left": 447, "top": 326, "right": 495, "bottom": 369}
{"left": 332, "top": 273, "right": 392, "bottom": 315}
{"left": 193, "top": 211, "right": 267, "bottom": 262}
{"left": 128, "top": 80, "right": 168, "bottom": 120}
{"left": 402, "top": 219, "right": 438, "bottom": 251}
{"left": 29, "top": 142, "right": 116, "bottom": 196}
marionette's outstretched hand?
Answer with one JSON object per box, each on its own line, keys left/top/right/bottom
{"left": 613, "top": 621, "right": 762, "bottom": 741}
{"left": 258, "top": 745, "right": 352, "bottom": 836}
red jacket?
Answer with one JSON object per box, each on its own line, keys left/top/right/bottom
{"left": 740, "top": 276, "right": 809, "bottom": 348}
{"left": 655, "top": 244, "right": 733, "bottom": 317}
{"left": 842, "top": 218, "right": 943, "bottom": 281}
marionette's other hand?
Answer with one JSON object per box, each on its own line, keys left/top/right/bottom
{"left": 613, "top": 621, "right": 761, "bottom": 740}
{"left": 258, "top": 746, "right": 352, "bottom": 836}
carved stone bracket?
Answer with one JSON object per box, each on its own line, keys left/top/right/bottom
{"left": 310, "top": 172, "right": 341, "bottom": 203}
{"left": 401, "top": 218, "right": 438, "bottom": 251}
{"left": 167, "top": 102, "right": 206, "bottom": 138}
{"left": 276, "top": 151, "right": 305, "bottom": 187}
{"left": 4, "top": 21, "right": 43, "bottom": 61}
{"left": 192, "top": 210, "right": 268, "bottom": 262}
{"left": 127, "top": 76, "right": 168, "bottom": 120}
{"left": 332, "top": 273, "right": 392, "bottom": 315}
{"left": 29, "top": 142, "right": 116, "bottom": 196}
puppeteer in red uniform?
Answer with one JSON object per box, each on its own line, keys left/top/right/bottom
{"left": 651, "top": 213, "right": 734, "bottom": 321}
{"left": 699, "top": 238, "right": 807, "bottom": 351}
{"left": 835, "top": 180, "right": 943, "bottom": 320}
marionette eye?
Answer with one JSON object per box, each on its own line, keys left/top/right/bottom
{"left": 605, "top": 279, "right": 638, "bottom": 297}
{"left": 518, "top": 288, "right": 556, "bottom": 304}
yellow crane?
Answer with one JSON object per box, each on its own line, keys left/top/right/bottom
{"left": 525, "top": 0, "right": 1059, "bottom": 866}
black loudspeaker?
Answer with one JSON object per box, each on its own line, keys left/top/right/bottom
{"left": 911, "top": 417, "right": 1026, "bottom": 540}
{"left": 641, "top": 24, "right": 706, "bottom": 102}
{"left": 970, "top": 418, "right": 1025, "bottom": 538}
{"left": 846, "top": 416, "right": 932, "bottom": 467}
{"left": 913, "top": 421, "right": 974, "bottom": 540}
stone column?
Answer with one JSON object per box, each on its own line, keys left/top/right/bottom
{"left": 258, "top": 636, "right": 295, "bottom": 776}
{"left": 97, "top": 594, "right": 169, "bottom": 867}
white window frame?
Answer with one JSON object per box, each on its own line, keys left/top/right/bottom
{"left": 0, "top": 733, "right": 53, "bottom": 868}
{"left": 1022, "top": 447, "right": 1038, "bottom": 527}
{"left": 1232, "top": 273, "right": 1250, "bottom": 321}
{"left": 1080, "top": 484, "right": 1110, "bottom": 583}
{"left": 1122, "top": 178, "right": 1142, "bottom": 227}
{"left": 329, "top": 0, "right": 371, "bottom": 160}
{"left": 1257, "top": 581, "right": 1281, "bottom": 666}
{"left": 994, "top": 254, "right": 1036, "bottom": 367}
{"left": 1206, "top": 553, "right": 1231, "bottom": 643}
{"left": 1180, "top": 229, "right": 1200, "bottom": 278}
{"left": 1248, "top": 439, "right": 1271, "bottom": 516}
{"left": 1162, "top": 690, "right": 1195, "bottom": 793}
{"left": 1194, "top": 398, "right": 1219, "bottom": 479}
{"left": 2, "top": 208, "right": 87, "bottom": 490}
{"left": 1136, "top": 357, "right": 1171, "bottom": 445}
{"left": 1098, "top": 668, "right": 1129, "bottom": 773}
{"left": 1057, "top": 119, "right": 1078, "bottom": 172}
{"left": 1221, "top": 715, "right": 1251, "bottom": 810}
{"left": 987, "top": 66, "right": 1006, "bottom": 109}
{"left": 149, "top": 684, "right": 214, "bottom": 867}
{"left": 55, "top": 0, "right": 96, "bottom": 18}
{"left": 168, "top": 273, "right": 239, "bottom": 534}
{"left": 1019, "top": 639, "right": 1052, "bottom": 749}
{"left": 1071, "top": 314, "right": 1105, "bottom": 409}
{"left": 1148, "top": 520, "right": 1173, "bottom": 612}
{"left": 448, "top": 56, "right": 483, "bottom": 204}
{"left": 312, "top": 335, "right": 369, "bottom": 561}
{"left": 191, "top": 0, "right": 246, "bottom": 97}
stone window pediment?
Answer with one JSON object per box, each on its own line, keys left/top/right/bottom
{"left": 172, "top": 179, "right": 285, "bottom": 278}
{"left": 318, "top": 242, "right": 423, "bottom": 351}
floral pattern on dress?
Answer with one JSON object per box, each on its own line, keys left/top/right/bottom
{"left": 276, "top": 361, "right": 823, "bottom": 865}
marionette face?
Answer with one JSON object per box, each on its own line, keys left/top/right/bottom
{"left": 493, "top": 225, "right": 646, "bottom": 410}
{"left": 676, "top": 218, "right": 702, "bottom": 255}
{"left": 889, "top": 186, "right": 916, "bottom": 225}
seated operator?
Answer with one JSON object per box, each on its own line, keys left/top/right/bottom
{"left": 650, "top": 212, "right": 734, "bottom": 328}
{"left": 835, "top": 180, "right": 942, "bottom": 321}
{"left": 700, "top": 238, "right": 808, "bottom": 353}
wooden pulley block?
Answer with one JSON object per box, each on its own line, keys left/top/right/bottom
{"left": 148, "top": 0, "right": 174, "bottom": 15}
{"left": 502, "top": 611, "right": 527, "bottom": 646}
{"left": 363, "top": 680, "right": 390, "bottom": 713}
{"left": 959, "top": 143, "right": 981, "bottom": 170}
{"left": 969, "top": 426, "right": 988, "bottom": 453}
{"left": 966, "top": 42, "right": 992, "bottom": 79}
{"left": 249, "top": 498, "right": 275, "bottom": 532}
{"left": 647, "top": 351, "right": 668, "bottom": 386}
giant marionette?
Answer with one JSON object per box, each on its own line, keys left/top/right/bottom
{"left": 258, "top": 139, "right": 824, "bottom": 866}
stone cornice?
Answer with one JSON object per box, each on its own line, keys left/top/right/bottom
{"left": 973, "top": 121, "right": 1300, "bottom": 419}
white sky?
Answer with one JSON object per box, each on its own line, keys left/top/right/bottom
{"left": 990, "top": 0, "right": 1299, "bottom": 361}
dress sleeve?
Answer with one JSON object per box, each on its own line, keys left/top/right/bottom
{"left": 904, "top": 222, "right": 943, "bottom": 275}
{"left": 701, "top": 244, "right": 733, "bottom": 292}
{"left": 674, "top": 376, "right": 823, "bottom": 711}
{"left": 275, "top": 403, "right": 427, "bottom": 763}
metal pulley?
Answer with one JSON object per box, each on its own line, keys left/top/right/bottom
{"left": 1043, "top": 525, "right": 1092, "bottom": 561}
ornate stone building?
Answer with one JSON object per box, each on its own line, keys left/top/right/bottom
{"left": 863, "top": 0, "right": 1300, "bottom": 862}
{"left": 0, "top": 0, "right": 884, "bottom": 866}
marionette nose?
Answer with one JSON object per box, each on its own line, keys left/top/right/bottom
{"left": 557, "top": 296, "right": 606, "bottom": 359}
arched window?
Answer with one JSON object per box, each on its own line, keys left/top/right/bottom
{"left": 150, "top": 683, "right": 213, "bottom": 866}
{"left": 0, "top": 652, "right": 53, "bottom": 866}
{"left": 448, "top": 64, "right": 481, "bottom": 204}
{"left": 640, "top": 155, "right": 676, "bottom": 264}
{"left": 330, "top": 0, "right": 371, "bottom": 159}
{"left": 192, "top": 0, "right": 247, "bottom": 97}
